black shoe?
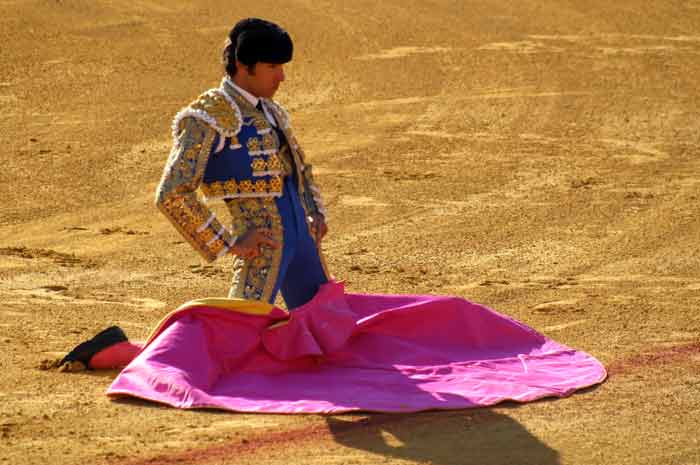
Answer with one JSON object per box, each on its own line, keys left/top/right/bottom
{"left": 59, "top": 325, "right": 128, "bottom": 370}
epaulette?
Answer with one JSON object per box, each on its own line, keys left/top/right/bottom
{"left": 171, "top": 88, "right": 242, "bottom": 140}
{"left": 263, "top": 99, "right": 291, "bottom": 130}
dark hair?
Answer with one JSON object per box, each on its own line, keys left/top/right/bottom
{"left": 222, "top": 18, "right": 293, "bottom": 76}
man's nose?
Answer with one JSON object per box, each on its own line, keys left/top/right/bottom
{"left": 278, "top": 68, "right": 285, "bottom": 82}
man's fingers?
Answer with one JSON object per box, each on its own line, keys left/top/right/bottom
{"left": 313, "top": 220, "right": 327, "bottom": 243}
{"left": 233, "top": 245, "right": 258, "bottom": 259}
{"left": 239, "top": 250, "right": 251, "bottom": 259}
{"left": 257, "top": 236, "right": 280, "bottom": 249}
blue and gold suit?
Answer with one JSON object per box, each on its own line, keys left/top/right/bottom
{"left": 155, "top": 77, "right": 329, "bottom": 308}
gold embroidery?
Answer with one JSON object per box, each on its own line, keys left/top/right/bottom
{"left": 156, "top": 117, "right": 234, "bottom": 263}
{"left": 247, "top": 137, "right": 261, "bottom": 153}
{"left": 267, "top": 154, "right": 282, "bottom": 171}
{"left": 262, "top": 132, "right": 276, "bottom": 151}
{"left": 269, "top": 175, "right": 283, "bottom": 192}
{"left": 250, "top": 151, "right": 285, "bottom": 177}
{"left": 209, "top": 239, "right": 226, "bottom": 255}
{"left": 277, "top": 146, "right": 294, "bottom": 176}
{"left": 254, "top": 179, "right": 267, "bottom": 193}
{"left": 206, "top": 182, "right": 223, "bottom": 197}
{"left": 224, "top": 179, "right": 238, "bottom": 193}
{"left": 240, "top": 198, "right": 259, "bottom": 211}
{"left": 262, "top": 198, "right": 284, "bottom": 300}
{"left": 252, "top": 118, "right": 268, "bottom": 132}
{"left": 251, "top": 158, "right": 266, "bottom": 172}
{"left": 226, "top": 197, "right": 284, "bottom": 302}
{"left": 200, "top": 229, "right": 215, "bottom": 243}
{"left": 187, "top": 90, "right": 241, "bottom": 137}
{"left": 201, "top": 177, "right": 283, "bottom": 198}
{"left": 230, "top": 215, "right": 248, "bottom": 237}
{"left": 184, "top": 145, "right": 199, "bottom": 161}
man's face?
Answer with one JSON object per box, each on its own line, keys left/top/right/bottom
{"left": 238, "top": 62, "right": 286, "bottom": 99}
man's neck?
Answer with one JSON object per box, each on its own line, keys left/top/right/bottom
{"left": 222, "top": 75, "right": 277, "bottom": 128}
{"left": 227, "top": 76, "right": 260, "bottom": 107}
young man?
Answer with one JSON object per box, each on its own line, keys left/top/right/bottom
{"left": 56, "top": 18, "right": 330, "bottom": 370}
{"left": 156, "top": 18, "right": 329, "bottom": 309}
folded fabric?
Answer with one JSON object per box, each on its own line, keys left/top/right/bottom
{"left": 107, "top": 282, "right": 606, "bottom": 413}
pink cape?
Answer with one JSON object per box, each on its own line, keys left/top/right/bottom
{"left": 107, "top": 282, "right": 606, "bottom": 413}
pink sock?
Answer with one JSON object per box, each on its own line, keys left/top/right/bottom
{"left": 89, "top": 341, "right": 144, "bottom": 370}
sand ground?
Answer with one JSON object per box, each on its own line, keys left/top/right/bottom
{"left": 1, "top": 1, "right": 699, "bottom": 464}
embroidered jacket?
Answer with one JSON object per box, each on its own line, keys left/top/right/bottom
{"left": 155, "top": 78, "right": 326, "bottom": 264}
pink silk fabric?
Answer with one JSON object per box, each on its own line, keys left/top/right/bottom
{"left": 107, "top": 282, "right": 606, "bottom": 413}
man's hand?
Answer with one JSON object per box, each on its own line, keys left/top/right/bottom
{"left": 230, "top": 228, "right": 280, "bottom": 259}
{"left": 310, "top": 214, "right": 328, "bottom": 243}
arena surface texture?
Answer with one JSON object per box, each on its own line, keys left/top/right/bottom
{"left": 1, "top": 1, "right": 699, "bottom": 464}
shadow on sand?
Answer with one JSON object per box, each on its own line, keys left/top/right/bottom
{"left": 327, "top": 405, "right": 560, "bottom": 465}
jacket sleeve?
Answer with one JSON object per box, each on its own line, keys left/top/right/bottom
{"left": 301, "top": 161, "right": 327, "bottom": 219}
{"left": 155, "top": 116, "right": 235, "bottom": 262}
{"left": 293, "top": 142, "right": 326, "bottom": 219}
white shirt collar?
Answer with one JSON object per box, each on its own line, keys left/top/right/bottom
{"left": 224, "top": 76, "right": 259, "bottom": 107}
{"left": 222, "top": 76, "right": 277, "bottom": 127}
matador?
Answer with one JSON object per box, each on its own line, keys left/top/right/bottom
{"left": 155, "top": 18, "right": 329, "bottom": 309}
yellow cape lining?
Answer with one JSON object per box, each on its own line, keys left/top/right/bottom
{"left": 143, "top": 297, "right": 288, "bottom": 346}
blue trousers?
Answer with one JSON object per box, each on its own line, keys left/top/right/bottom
{"left": 269, "top": 177, "right": 328, "bottom": 309}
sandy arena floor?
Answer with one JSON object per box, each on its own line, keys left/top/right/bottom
{"left": 1, "top": 1, "right": 699, "bottom": 464}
